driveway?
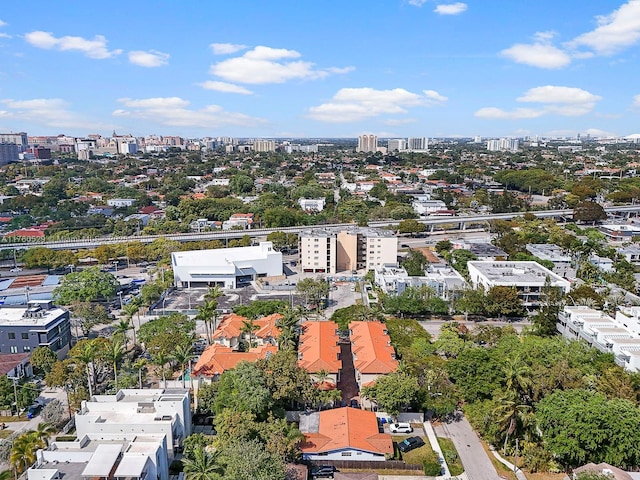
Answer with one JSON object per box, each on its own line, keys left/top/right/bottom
{"left": 436, "top": 414, "right": 499, "bottom": 480}
{"left": 337, "top": 342, "right": 359, "bottom": 404}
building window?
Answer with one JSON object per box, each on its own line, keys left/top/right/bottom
{"left": 21, "top": 333, "right": 28, "bottom": 340}
{"left": 341, "top": 452, "right": 352, "bottom": 457}
{"left": 9, "top": 346, "right": 17, "bottom": 353}
{"left": 8, "top": 333, "right": 15, "bottom": 340}
{"left": 23, "top": 346, "right": 30, "bottom": 352}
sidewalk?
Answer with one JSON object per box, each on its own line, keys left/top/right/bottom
{"left": 423, "top": 420, "right": 451, "bottom": 477}
{"left": 490, "top": 447, "right": 528, "bottom": 480}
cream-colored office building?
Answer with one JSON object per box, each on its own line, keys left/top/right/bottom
{"left": 299, "top": 227, "right": 397, "bottom": 274}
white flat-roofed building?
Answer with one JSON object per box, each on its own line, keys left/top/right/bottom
{"left": 589, "top": 254, "right": 614, "bottom": 273}
{"left": 298, "top": 197, "right": 326, "bottom": 212}
{"left": 558, "top": 306, "right": 640, "bottom": 372}
{"left": 299, "top": 229, "right": 337, "bottom": 274}
{"left": 172, "top": 241, "right": 282, "bottom": 289}
{"left": 599, "top": 224, "right": 640, "bottom": 240}
{"left": 107, "top": 198, "right": 136, "bottom": 208}
{"left": 375, "top": 264, "right": 466, "bottom": 301}
{"left": 617, "top": 245, "right": 640, "bottom": 265}
{"left": 526, "top": 243, "right": 576, "bottom": 278}
{"left": 468, "top": 261, "right": 570, "bottom": 308}
{"left": 411, "top": 198, "right": 447, "bottom": 217}
{"left": 28, "top": 433, "right": 168, "bottom": 480}
{"left": 75, "top": 388, "right": 191, "bottom": 461}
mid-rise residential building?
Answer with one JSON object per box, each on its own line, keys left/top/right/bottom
{"left": 467, "top": 261, "right": 571, "bottom": 308}
{"left": 357, "top": 134, "right": 378, "bottom": 153}
{"left": 0, "top": 301, "right": 71, "bottom": 359}
{"left": 298, "top": 228, "right": 397, "bottom": 274}
{"left": 599, "top": 224, "right": 640, "bottom": 240}
{"left": 526, "top": 243, "right": 576, "bottom": 278}
{"left": 589, "top": 254, "right": 614, "bottom": 273}
{"left": 0, "top": 132, "right": 28, "bottom": 151}
{"left": 617, "top": 245, "right": 640, "bottom": 265}
{"left": 349, "top": 321, "right": 398, "bottom": 390}
{"left": 558, "top": 306, "right": 640, "bottom": 372}
{"left": 172, "top": 241, "right": 283, "bottom": 288}
{"left": 297, "top": 321, "right": 342, "bottom": 389}
{"left": 0, "top": 143, "right": 20, "bottom": 166}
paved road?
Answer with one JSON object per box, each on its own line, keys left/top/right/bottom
{"left": 437, "top": 414, "right": 500, "bottom": 480}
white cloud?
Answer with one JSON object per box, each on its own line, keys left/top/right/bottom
{"left": 307, "top": 87, "right": 446, "bottom": 123}
{"left": 434, "top": 3, "right": 468, "bottom": 15}
{"left": 383, "top": 118, "right": 418, "bottom": 126}
{"left": 423, "top": 89, "right": 448, "bottom": 103}
{"left": 516, "top": 85, "right": 601, "bottom": 104}
{"left": 583, "top": 128, "right": 617, "bottom": 137}
{"left": 209, "top": 45, "right": 352, "bottom": 84}
{"left": 569, "top": 0, "right": 640, "bottom": 55}
{"left": 501, "top": 43, "right": 571, "bottom": 69}
{"left": 476, "top": 85, "right": 601, "bottom": 119}
{"left": 408, "top": 0, "right": 428, "bottom": 6}
{"left": 0, "top": 98, "right": 112, "bottom": 129}
{"left": 128, "top": 50, "right": 170, "bottom": 67}
{"left": 474, "top": 107, "right": 544, "bottom": 119}
{"left": 0, "top": 20, "right": 7, "bottom": 27}
{"left": 198, "top": 81, "right": 253, "bottom": 95}
{"left": 210, "top": 43, "right": 248, "bottom": 55}
{"left": 0, "top": 33, "right": 11, "bottom": 39}
{"left": 24, "top": 30, "right": 122, "bottom": 59}
{"left": 633, "top": 94, "right": 640, "bottom": 108}
{"left": 114, "top": 97, "right": 265, "bottom": 128}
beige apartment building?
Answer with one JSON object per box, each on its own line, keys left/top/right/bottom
{"left": 299, "top": 227, "right": 397, "bottom": 274}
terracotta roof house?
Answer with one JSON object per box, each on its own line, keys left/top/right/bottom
{"left": 297, "top": 321, "right": 342, "bottom": 389}
{"left": 211, "top": 313, "right": 282, "bottom": 349}
{"left": 349, "top": 321, "right": 398, "bottom": 390}
{"left": 300, "top": 407, "right": 393, "bottom": 461}
{"left": 4, "top": 228, "right": 45, "bottom": 238}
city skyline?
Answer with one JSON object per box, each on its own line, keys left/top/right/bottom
{"left": 0, "top": 1, "right": 639, "bottom": 138}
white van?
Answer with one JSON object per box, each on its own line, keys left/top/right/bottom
{"left": 390, "top": 422, "right": 413, "bottom": 434}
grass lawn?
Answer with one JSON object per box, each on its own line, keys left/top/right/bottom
{"left": 394, "top": 435, "right": 436, "bottom": 466}
{"left": 437, "top": 436, "right": 464, "bottom": 476}
{"left": 0, "top": 415, "right": 27, "bottom": 422}
{"left": 0, "top": 430, "right": 13, "bottom": 439}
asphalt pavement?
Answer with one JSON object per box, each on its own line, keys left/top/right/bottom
{"left": 437, "top": 414, "right": 501, "bottom": 480}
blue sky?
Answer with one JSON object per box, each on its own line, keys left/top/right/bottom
{"left": 0, "top": 0, "right": 639, "bottom": 138}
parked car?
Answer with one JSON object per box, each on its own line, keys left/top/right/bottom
{"left": 390, "top": 422, "right": 413, "bottom": 434}
{"left": 349, "top": 399, "right": 359, "bottom": 409}
{"left": 9, "top": 267, "right": 22, "bottom": 273}
{"left": 398, "top": 436, "right": 425, "bottom": 453}
{"left": 27, "top": 404, "right": 41, "bottom": 419}
{"left": 311, "top": 465, "right": 337, "bottom": 478}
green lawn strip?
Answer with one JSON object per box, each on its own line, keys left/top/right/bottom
{"left": 394, "top": 435, "right": 441, "bottom": 476}
{"left": 437, "top": 436, "right": 464, "bottom": 476}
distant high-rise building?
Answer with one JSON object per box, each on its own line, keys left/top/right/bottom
{"left": 0, "top": 132, "right": 28, "bottom": 152}
{"left": 0, "top": 143, "right": 19, "bottom": 166}
{"left": 253, "top": 139, "right": 276, "bottom": 152}
{"left": 486, "top": 138, "right": 519, "bottom": 152}
{"left": 387, "top": 139, "right": 406, "bottom": 152}
{"left": 407, "top": 137, "right": 428, "bottom": 151}
{"left": 357, "top": 134, "right": 378, "bottom": 153}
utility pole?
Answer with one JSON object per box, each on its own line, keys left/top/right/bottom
{"left": 11, "top": 377, "right": 18, "bottom": 415}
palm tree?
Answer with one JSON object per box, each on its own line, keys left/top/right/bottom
{"left": 123, "top": 301, "right": 141, "bottom": 342}
{"left": 240, "top": 318, "right": 259, "bottom": 349}
{"left": 196, "top": 301, "right": 216, "bottom": 345}
{"left": 114, "top": 318, "right": 133, "bottom": 349}
{"left": 276, "top": 307, "right": 300, "bottom": 350}
{"left": 182, "top": 446, "right": 222, "bottom": 480}
{"left": 133, "top": 358, "right": 147, "bottom": 389}
{"left": 104, "top": 341, "right": 125, "bottom": 391}
{"left": 492, "top": 391, "right": 531, "bottom": 455}
{"left": 173, "top": 344, "right": 194, "bottom": 389}
{"left": 502, "top": 356, "right": 531, "bottom": 401}
{"left": 34, "top": 422, "right": 56, "bottom": 448}
{"left": 151, "top": 352, "right": 173, "bottom": 389}
{"left": 71, "top": 341, "right": 97, "bottom": 397}
{"left": 10, "top": 431, "right": 44, "bottom": 475}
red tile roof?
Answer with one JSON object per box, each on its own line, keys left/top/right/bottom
{"left": 212, "top": 313, "right": 282, "bottom": 341}
{"left": 349, "top": 322, "right": 398, "bottom": 375}
{"left": 301, "top": 407, "right": 393, "bottom": 455}
{"left": 191, "top": 344, "right": 277, "bottom": 377}
{"left": 297, "top": 321, "right": 342, "bottom": 374}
